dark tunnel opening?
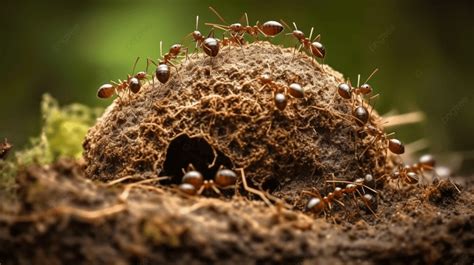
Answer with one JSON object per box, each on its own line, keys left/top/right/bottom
{"left": 160, "top": 134, "right": 234, "bottom": 184}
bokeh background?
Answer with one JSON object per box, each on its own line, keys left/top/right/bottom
{"left": 1, "top": 0, "right": 473, "bottom": 173}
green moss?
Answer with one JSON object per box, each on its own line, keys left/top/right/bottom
{"left": 0, "top": 94, "right": 103, "bottom": 194}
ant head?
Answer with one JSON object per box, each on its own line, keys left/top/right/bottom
{"left": 230, "top": 23, "right": 243, "bottom": 32}
{"left": 192, "top": 30, "right": 203, "bottom": 40}
{"left": 135, "top": 71, "right": 147, "bottom": 79}
{"left": 170, "top": 44, "right": 182, "bottom": 54}
{"left": 359, "top": 83, "right": 372, "bottom": 95}
{"left": 293, "top": 30, "right": 305, "bottom": 40}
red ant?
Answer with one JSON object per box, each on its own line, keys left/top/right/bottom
{"left": 206, "top": 7, "right": 284, "bottom": 39}
{"left": 307, "top": 174, "right": 378, "bottom": 216}
{"left": 337, "top": 69, "right": 379, "bottom": 103}
{"left": 334, "top": 69, "right": 405, "bottom": 156}
{"left": 391, "top": 154, "right": 436, "bottom": 185}
{"left": 256, "top": 73, "right": 305, "bottom": 111}
{"left": 97, "top": 57, "right": 150, "bottom": 99}
{"left": 178, "top": 165, "right": 238, "bottom": 196}
{"left": 147, "top": 41, "right": 189, "bottom": 84}
{"left": 186, "top": 16, "right": 220, "bottom": 57}
{"left": 280, "top": 20, "right": 326, "bottom": 60}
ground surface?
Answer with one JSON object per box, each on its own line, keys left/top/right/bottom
{"left": 1, "top": 42, "right": 472, "bottom": 265}
{"left": 0, "top": 159, "right": 472, "bottom": 265}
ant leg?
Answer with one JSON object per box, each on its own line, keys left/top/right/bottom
{"left": 358, "top": 134, "right": 380, "bottom": 160}
{"left": 147, "top": 58, "right": 157, "bottom": 88}
{"left": 292, "top": 43, "right": 303, "bottom": 61}
{"left": 168, "top": 61, "right": 183, "bottom": 83}
{"left": 210, "top": 184, "right": 222, "bottom": 196}
{"left": 238, "top": 168, "right": 272, "bottom": 207}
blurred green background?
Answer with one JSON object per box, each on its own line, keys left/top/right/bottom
{"left": 1, "top": 0, "right": 473, "bottom": 173}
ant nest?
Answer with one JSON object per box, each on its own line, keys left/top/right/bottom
{"left": 83, "top": 41, "right": 394, "bottom": 209}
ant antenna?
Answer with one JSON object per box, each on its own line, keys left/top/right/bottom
{"left": 292, "top": 22, "right": 298, "bottom": 30}
{"left": 364, "top": 68, "right": 379, "bottom": 84}
{"left": 309, "top": 27, "right": 314, "bottom": 40}
{"left": 131, "top": 56, "right": 140, "bottom": 74}
{"left": 209, "top": 6, "right": 227, "bottom": 24}
{"left": 195, "top": 15, "right": 199, "bottom": 30}
{"left": 160, "top": 41, "right": 163, "bottom": 59}
{"left": 280, "top": 19, "right": 292, "bottom": 31}
{"left": 244, "top": 12, "right": 249, "bottom": 27}
{"left": 357, "top": 74, "right": 361, "bottom": 88}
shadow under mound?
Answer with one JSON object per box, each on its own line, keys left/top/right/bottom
{"left": 160, "top": 134, "right": 234, "bottom": 184}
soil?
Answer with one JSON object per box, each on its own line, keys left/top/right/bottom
{"left": 1, "top": 42, "right": 472, "bottom": 265}
{"left": 83, "top": 42, "right": 391, "bottom": 210}
{"left": 0, "top": 159, "right": 472, "bottom": 265}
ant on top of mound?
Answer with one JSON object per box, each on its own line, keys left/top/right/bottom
{"left": 85, "top": 7, "right": 459, "bottom": 220}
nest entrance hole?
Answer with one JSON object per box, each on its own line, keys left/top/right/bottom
{"left": 160, "top": 134, "right": 233, "bottom": 184}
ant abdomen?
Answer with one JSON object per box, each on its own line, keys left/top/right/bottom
{"left": 97, "top": 84, "right": 115, "bottom": 99}
{"left": 337, "top": 83, "right": 352, "bottom": 99}
{"left": 214, "top": 169, "right": 237, "bottom": 188}
{"left": 129, "top": 77, "right": 141, "bottom": 93}
{"left": 179, "top": 183, "right": 197, "bottom": 195}
{"left": 182, "top": 170, "right": 204, "bottom": 188}
{"left": 261, "top": 21, "right": 284, "bottom": 36}
{"left": 288, "top": 83, "right": 304, "bottom": 98}
{"left": 353, "top": 106, "right": 369, "bottom": 126}
{"left": 388, "top": 139, "right": 405, "bottom": 154}
{"left": 203, "top": 38, "right": 220, "bottom": 57}
{"left": 156, "top": 63, "right": 170, "bottom": 84}
{"left": 307, "top": 197, "right": 324, "bottom": 213}
{"left": 311, "top": 41, "right": 325, "bottom": 58}
{"left": 274, "top": 93, "right": 288, "bottom": 110}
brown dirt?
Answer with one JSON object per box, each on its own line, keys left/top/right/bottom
{"left": 0, "top": 159, "right": 472, "bottom": 265}
{"left": 1, "top": 42, "right": 472, "bottom": 265}
{"left": 83, "top": 41, "right": 391, "bottom": 209}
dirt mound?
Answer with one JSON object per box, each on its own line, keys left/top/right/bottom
{"left": 0, "top": 160, "right": 472, "bottom": 265}
{"left": 83, "top": 42, "right": 391, "bottom": 207}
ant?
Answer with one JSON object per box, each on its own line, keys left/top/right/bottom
{"left": 307, "top": 174, "right": 378, "bottom": 216}
{"left": 391, "top": 154, "right": 436, "bottom": 185}
{"left": 178, "top": 165, "right": 237, "bottom": 196}
{"left": 187, "top": 16, "right": 220, "bottom": 57}
{"left": 206, "top": 7, "right": 284, "bottom": 39}
{"left": 0, "top": 138, "right": 13, "bottom": 160}
{"left": 148, "top": 41, "right": 189, "bottom": 84}
{"left": 335, "top": 69, "right": 405, "bottom": 156}
{"left": 280, "top": 20, "right": 326, "bottom": 60}
{"left": 97, "top": 57, "right": 150, "bottom": 99}
{"left": 256, "top": 73, "right": 305, "bottom": 111}
{"left": 337, "top": 69, "right": 379, "bottom": 103}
